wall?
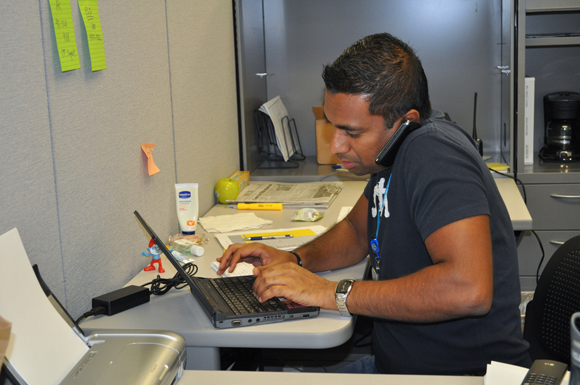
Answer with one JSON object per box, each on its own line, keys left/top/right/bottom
{"left": 0, "top": 0, "right": 239, "bottom": 319}
{"left": 240, "top": 0, "right": 508, "bottom": 168}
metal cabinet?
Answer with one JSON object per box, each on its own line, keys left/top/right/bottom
{"left": 517, "top": 181, "right": 580, "bottom": 290}
{"left": 514, "top": 0, "right": 580, "bottom": 174}
{"left": 513, "top": 0, "right": 580, "bottom": 290}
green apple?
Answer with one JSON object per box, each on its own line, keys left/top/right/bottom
{"left": 214, "top": 178, "right": 240, "bottom": 204}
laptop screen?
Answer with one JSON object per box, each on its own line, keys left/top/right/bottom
{"left": 134, "top": 210, "right": 197, "bottom": 289}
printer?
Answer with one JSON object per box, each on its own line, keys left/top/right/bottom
{"left": 0, "top": 228, "right": 186, "bottom": 385}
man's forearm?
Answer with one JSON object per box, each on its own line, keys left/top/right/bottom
{"left": 346, "top": 264, "right": 492, "bottom": 322}
{"left": 295, "top": 212, "right": 368, "bottom": 272}
{"left": 343, "top": 215, "right": 494, "bottom": 322}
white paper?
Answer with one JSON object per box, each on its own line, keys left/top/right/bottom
{"left": 484, "top": 361, "right": 528, "bottom": 385}
{"left": 0, "top": 228, "right": 89, "bottom": 385}
{"left": 524, "top": 77, "right": 535, "bottom": 166}
{"left": 211, "top": 261, "right": 255, "bottom": 277}
{"left": 259, "top": 96, "right": 295, "bottom": 161}
{"left": 484, "top": 361, "right": 570, "bottom": 385}
{"left": 230, "top": 181, "right": 343, "bottom": 208}
{"left": 198, "top": 212, "right": 272, "bottom": 233}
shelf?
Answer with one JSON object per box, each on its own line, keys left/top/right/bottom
{"left": 250, "top": 156, "right": 369, "bottom": 183}
{"left": 526, "top": 0, "right": 580, "bottom": 13}
{"left": 526, "top": 36, "right": 580, "bottom": 47}
{"left": 517, "top": 154, "right": 580, "bottom": 184}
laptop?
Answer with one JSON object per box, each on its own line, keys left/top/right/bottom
{"left": 134, "top": 210, "right": 319, "bottom": 329}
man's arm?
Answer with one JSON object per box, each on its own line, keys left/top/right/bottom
{"left": 294, "top": 192, "right": 369, "bottom": 272}
{"left": 253, "top": 214, "right": 494, "bottom": 322}
{"left": 216, "top": 193, "right": 369, "bottom": 274}
{"left": 338, "top": 214, "right": 493, "bottom": 321}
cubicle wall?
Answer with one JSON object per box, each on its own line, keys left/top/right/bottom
{"left": 236, "top": 0, "right": 512, "bottom": 171}
{"left": 0, "top": 1, "right": 239, "bottom": 318}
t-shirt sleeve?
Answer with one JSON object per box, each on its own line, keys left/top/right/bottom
{"left": 400, "top": 132, "right": 490, "bottom": 241}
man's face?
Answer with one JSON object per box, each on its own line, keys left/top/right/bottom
{"left": 324, "top": 90, "right": 403, "bottom": 176}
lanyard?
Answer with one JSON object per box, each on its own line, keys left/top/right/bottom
{"left": 370, "top": 173, "right": 391, "bottom": 279}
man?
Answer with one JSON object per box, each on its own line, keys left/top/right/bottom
{"left": 217, "top": 33, "right": 530, "bottom": 375}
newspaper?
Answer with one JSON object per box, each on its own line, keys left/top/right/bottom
{"left": 259, "top": 96, "right": 295, "bottom": 161}
{"left": 228, "top": 181, "right": 343, "bottom": 208}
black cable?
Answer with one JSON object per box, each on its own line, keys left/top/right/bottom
{"left": 488, "top": 167, "right": 547, "bottom": 285}
{"left": 533, "top": 230, "right": 546, "bottom": 285}
{"left": 75, "top": 305, "right": 107, "bottom": 325}
{"left": 75, "top": 263, "right": 198, "bottom": 324}
{"left": 141, "top": 262, "right": 199, "bottom": 295}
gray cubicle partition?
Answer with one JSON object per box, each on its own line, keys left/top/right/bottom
{"left": 0, "top": 1, "right": 240, "bottom": 320}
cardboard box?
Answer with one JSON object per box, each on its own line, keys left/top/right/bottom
{"left": 229, "top": 171, "right": 249, "bottom": 192}
{"left": 312, "top": 106, "right": 339, "bottom": 165}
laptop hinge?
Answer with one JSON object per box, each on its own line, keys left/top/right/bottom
{"left": 73, "top": 326, "right": 92, "bottom": 346}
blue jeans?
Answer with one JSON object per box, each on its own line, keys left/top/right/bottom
{"left": 338, "top": 355, "right": 379, "bottom": 374}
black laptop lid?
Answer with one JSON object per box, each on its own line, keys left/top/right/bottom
{"left": 133, "top": 211, "right": 212, "bottom": 309}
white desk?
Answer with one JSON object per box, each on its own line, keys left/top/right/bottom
{"left": 494, "top": 176, "right": 533, "bottom": 231}
{"left": 80, "top": 178, "right": 531, "bottom": 371}
{"left": 178, "top": 370, "right": 483, "bottom": 384}
{"left": 81, "top": 181, "right": 370, "bottom": 370}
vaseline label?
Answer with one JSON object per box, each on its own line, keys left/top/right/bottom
{"left": 179, "top": 191, "right": 191, "bottom": 199}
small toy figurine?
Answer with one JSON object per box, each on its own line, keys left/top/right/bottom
{"left": 142, "top": 239, "right": 165, "bottom": 273}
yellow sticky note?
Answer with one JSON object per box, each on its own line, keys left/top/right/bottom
{"left": 141, "top": 144, "right": 160, "bottom": 176}
{"left": 78, "top": 0, "right": 106, "bottom": 71}
{"left": 49, "top": 0, "right": 81, "bottom": 72}
{"left": 487, "top": 162, "right": 510, "bottom": 172}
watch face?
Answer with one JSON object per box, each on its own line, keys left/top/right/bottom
{"left": 337, "top": 280, "right": 353, "bottom": 294}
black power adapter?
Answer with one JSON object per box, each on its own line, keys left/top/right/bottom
{"left": 92, "top": 285, "right": 150, "bottom": 316}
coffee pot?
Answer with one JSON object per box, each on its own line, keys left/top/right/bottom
{"left": 539, "top": 92, "right": 580, "bottom": 162}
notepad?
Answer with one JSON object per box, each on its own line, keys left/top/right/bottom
{"left": 215, "top": 225, "right": 327, "bottom": 252}
{"left": 211, "top": 261, "right": 255, "bottom": 277}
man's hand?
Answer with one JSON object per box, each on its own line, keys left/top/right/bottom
{"left": 252, "top": 262, "right": 337, "bottom": 309}
{"left": 215, "top": 243, "right": 296, "bottom": 275}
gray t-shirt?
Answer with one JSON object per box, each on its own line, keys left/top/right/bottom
{"left": 364, "top": 109, "right": 530, "bottom": 375}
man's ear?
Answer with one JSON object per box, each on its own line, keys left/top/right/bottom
{"left": 405, "top": 109, "right": 420, "bottom": 123}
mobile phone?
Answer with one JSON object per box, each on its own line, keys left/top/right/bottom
{"left": 521, "top": 359, "right": 568, "bottom": 385}
{"left": 375, "top": 120, "right": 421, "bottom": 168}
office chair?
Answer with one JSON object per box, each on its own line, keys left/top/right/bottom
{"left": 523, "top": 235, "right": 580, "bottom": 365}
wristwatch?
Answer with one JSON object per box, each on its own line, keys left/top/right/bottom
{"left": 335, "top": 279, "right": 356, "bottom": 317}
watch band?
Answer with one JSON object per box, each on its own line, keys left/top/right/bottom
{"left": 335, "top": 279, "right": 356, "bottom": 317}
{"left": 288, "top": 250, "right": 302, "bottom": 267}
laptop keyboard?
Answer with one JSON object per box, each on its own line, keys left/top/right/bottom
{"left": 210, "top": 276, "right": 286, "bottom": 315}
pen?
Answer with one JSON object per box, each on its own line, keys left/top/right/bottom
{"left": 247, "top": 235, "right": 294, "bottom": 241}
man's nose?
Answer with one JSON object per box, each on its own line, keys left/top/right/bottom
{"left": 330, "top": 129, "right": 348, "bottom": 155}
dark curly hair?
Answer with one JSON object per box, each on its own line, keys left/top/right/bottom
{"left": 322, "top": 33, "right": 431, "bottom": 128}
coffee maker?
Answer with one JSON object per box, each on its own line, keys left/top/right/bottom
{"left": 539, "top": 92, "right": 580, "bottom": 162}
